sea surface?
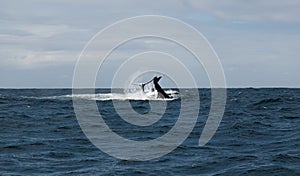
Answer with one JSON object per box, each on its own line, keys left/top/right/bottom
{"left": 0, "top": 88, "right": 299, "bottom": 175}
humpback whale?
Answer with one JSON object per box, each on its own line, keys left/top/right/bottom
{"left": 138, "top": 76, "right": 172, "bottom": 99}
{"left": 153, "top": 76, "right": 172, "bottom": 99}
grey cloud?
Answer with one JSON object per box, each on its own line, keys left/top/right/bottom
{"left": 0, "top": 0, "right": 299, "bottom": 87}
{"left": 186, "top": 0, "right": 300, "bottom": 23}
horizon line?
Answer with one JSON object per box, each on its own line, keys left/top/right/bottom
{"left": 0, "top": 86, "right": 299, "bottom": 89}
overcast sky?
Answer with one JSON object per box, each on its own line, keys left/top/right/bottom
{"left": 0, "top": 0, "right": 299, "bottom": 88}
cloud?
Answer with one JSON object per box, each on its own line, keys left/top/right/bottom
{"left": 0, "top": 19, "right": 91, "bottom": 69}
{"left": 0, "top": 48, "right": 78, "bottom": 69}
{"left": 186, "top": 0, "right": 300, "bottom": 23}
{"left": 0, "top": 0, "right": 299, "bottom": 87}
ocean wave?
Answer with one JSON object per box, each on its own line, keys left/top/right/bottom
{"left": 23, "top": 90, "right": 180, "bottom": 101}
{"left": 1, "top": 88, "right": 300, "bottom": 175}
{"left": 252, "top": 98, "right": 283, "bottom": 106}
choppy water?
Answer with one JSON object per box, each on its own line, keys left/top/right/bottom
{"left": 0, "top": 88, "right": 299, "bottom": 175}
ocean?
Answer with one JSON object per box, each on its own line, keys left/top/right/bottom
{"left": 0, "top": 88, "right": 299, "bottom": 175}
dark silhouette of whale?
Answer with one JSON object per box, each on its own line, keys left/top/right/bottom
{"left": 152, "top": 76, "right": 172, "bottom": 99}
{"left": 137, "top": 76, "right": 172, "bottom": 99}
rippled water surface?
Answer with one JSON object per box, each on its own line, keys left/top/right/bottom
{"left": 0, "top": 88, "right": 299, "bottom": 175}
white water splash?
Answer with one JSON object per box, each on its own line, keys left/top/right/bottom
{"left": 24, "top": 89, "right": 179, "bottom": 101}
{"left": 74, "top": 89, "right": 179, "bottom": 101}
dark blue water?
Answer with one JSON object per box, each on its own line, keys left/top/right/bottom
{"left": 0, "top": 88, "right": 299, "bottom": 175}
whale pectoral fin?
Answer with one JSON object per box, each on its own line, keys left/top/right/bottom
{"left": 141, "top": 84, "right": 145, "bottom": 92}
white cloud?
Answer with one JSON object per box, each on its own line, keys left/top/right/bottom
{"left": 0, "top": 0, "right": 299, "bottom": 87}
{"left": 20, "top": 24, "right": 85, "bottom": 38}
{"left": 0, "top": 48, "right": 77, "bottom": 69}
{"left": 186, "top": 0, "right": 300, "bottom": 23}
{"left": 0, "top": 20, "right": 91, "bottom": 69}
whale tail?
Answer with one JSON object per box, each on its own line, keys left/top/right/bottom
{"left": 153, "top": 76, "right": 172, "bottom": 99}
{"left": 135, "top": 76, "right": 172, "bottom": 99}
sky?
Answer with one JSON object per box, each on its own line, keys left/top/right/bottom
{"left": 0, "top": 0, "right": 299, "bottom": 88}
